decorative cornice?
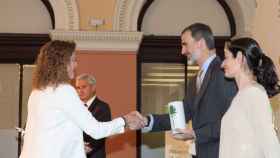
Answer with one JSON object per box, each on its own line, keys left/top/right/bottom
{"left": 49, "top": 30, "right": 143, "bottom": 52}
{"left": 48, "top": 0, "right": 79, "bottom": 30}
{"left": 113, "top": 0, "right": 145, "bottom": 31}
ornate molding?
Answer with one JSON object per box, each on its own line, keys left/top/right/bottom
{"left": 50, "top": 30, "right": 143, "bottom": 52}
{"left": 48, "top": 0, "right": 79, "bottom": 30}
{"left": 113, "top": 0, "right": 145, "bottom": 31}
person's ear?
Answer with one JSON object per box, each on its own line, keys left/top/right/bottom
{"left": 197, "top": 38, "right": 206, "bottom": 49}
{"left": 91, "top": 85, "right": 97, "bottom": 92}
{"left": 236, "top": 51, "right": 244, "bottom": 64}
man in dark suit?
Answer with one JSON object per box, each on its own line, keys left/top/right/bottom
{"left": 141, "top": 23, "right": 237, "bottom": 158}
{"left": 76, "top": 74, "right": 112, "bottom": 158}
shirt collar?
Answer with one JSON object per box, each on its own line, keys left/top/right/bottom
{"left": 85, "top": 95, "right": 96, "bottom": 108}
{"left": 201, "top": 54, "right": 216, "bottom": 73}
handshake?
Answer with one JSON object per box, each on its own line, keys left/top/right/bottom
{"left": 122, "top": 111, "right": 148, "bottom": 130}
{"left": 122, "top": 111, "right": 195, "bottom": 141}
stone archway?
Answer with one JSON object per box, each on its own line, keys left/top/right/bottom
{"left": 226, "top": 0, "right": 257, "bottom": 37}
{"left": 46, "top": 0, "right": 79, "bottom": 30}
{"left": 113, "top": 0, "right": 146, "bottom": 31}
{"left": 44, "top": 0, "right": 147, "bottom": 32}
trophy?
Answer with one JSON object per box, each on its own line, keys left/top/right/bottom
{"left": 168, "top": 101, "right": 186, "bottom": 134}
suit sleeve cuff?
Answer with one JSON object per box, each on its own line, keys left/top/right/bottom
{"left": 141, "top": 114, "right": 154, "bottom": 133}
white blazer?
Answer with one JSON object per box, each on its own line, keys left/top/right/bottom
{"left": 20, "top": 84, "right": 125, "bottom": 158}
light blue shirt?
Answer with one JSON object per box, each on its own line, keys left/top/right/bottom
{"left": 199, "top": 54, "right": 216, "bottom": 81}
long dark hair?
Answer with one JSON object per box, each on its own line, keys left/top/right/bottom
{"left": 227, "top": 37, "right": 280, "bottom": 97}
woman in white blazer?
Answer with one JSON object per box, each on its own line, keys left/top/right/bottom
{"left": 19, "top": 40, "right": 145, "bottom": 158}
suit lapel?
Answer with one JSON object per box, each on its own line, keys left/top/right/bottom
{"left": 193, "top": 57, "right": 219, "bottom": 109}
{"left": 88, "top": 97, "right": 99, "bottom": 114}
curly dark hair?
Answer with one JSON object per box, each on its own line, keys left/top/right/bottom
{"left": 32, "top": 40, "right": 76, "bottom": 90}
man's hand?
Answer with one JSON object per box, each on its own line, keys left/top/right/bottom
{"left": 172, "top": 128, "right": 195, "bottom": 141}
{"left": 123, "top": 111, "right": 147, "bottom": 130}
{"left": 84, "top": 142, "right": 92, "bottom": 154}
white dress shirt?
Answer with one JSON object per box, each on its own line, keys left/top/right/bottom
{"left": 85, "top": 95, "right": 96, "bottom": 108}
{"left": 20, "top": 84, "right": 125, "bottom": 158}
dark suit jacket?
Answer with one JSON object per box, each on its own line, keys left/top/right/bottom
{"left": 151, "top": 57, "right": 237, "bottom": 158}
{"left": 84, "top": 97, "right": 112, "bottom": 158}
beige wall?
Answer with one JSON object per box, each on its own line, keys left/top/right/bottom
{"left": 21, "top": 65, "right": 35, "bottom": 127}
{"left": 251, "top": 0, "right": 280, "bottom": 74}
{"left": 0, "top": 64, "right": 19, "bottom": 129}
{"left": 249, "top": 0, "right": 280, "bottom": 140}
{"left": 0, "top": 64, "right": 20, "bottom": 158}
{"left": 225, "top": 0, "right": 246, "bottom": 36}
{"left": 142, "top": 0, "right": 230, "bottom": 36}
{"left": 76, "top": 51, "right": 137, "bottom": 158}
{"left": 78, "top": 0, "right": 116, "bottom": 31}
{"left": 0, "top": 0, "right": 52, "bottom": 33}
{"left": 226, "top": 0, "right": 257, "bottom": 36}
